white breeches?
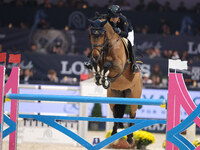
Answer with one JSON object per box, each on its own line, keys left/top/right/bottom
{"left": 127, "top": 30, "right": 134, "bottom": 46}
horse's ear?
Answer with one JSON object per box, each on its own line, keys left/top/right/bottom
{"left": 88, "top": 19, "right": 94, "bottom": 25}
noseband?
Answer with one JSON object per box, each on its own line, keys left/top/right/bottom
{"left": 90, "top": 26, "right": 117, "bottom": 62}
{"left": 90, "top": 27, "right": 107, "bottom": 56}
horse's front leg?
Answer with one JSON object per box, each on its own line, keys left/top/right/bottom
{"left": 101, "top": 61, "right": 112, "bottom": 89}
{"left": 92, "top": 62, "right": 102, "bottom": 86}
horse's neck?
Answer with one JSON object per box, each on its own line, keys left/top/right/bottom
{"left": 105, "top": 22, "right": 119, "bottom": 41}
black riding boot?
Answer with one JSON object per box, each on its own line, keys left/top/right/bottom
{"left": 129, "top": 46, "right": 140, "bottom": 73}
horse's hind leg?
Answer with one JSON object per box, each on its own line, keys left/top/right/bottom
{"left": 111, "top": 104, "right": 126, "bottom": 135}
{"left": 108, "top": 89, "right": 125, "bottom": 135}
{"left": 124, "top": 87, "right": 141, "bottom": 145}
{"left": 127, "top": 111, "right": 137, "bottom": 145}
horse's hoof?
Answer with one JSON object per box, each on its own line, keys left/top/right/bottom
{"left": 95, "top": 74, "right": 102, "bottom": 85}
{"left": 102, "top": 79, "right": 110, "bottom": 89}
{"left": 111, "top": 130, "right": 117, "bottom": 136}
{"left": 127, "top": 137, "right": 133, "bottom": 145}
{"left": 95, "top": 82, "right": 101, "bottom": 86}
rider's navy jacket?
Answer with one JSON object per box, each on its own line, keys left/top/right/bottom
{"left": 108, "top": 14, "right": 133, "bottom": 38}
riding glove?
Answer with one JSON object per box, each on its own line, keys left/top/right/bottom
{"left": 114, "top": 27, "right": 121, "bottom": 34}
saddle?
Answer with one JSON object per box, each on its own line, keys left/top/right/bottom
{"left": 121, "top": 38, "right": 130, "bottom": 61}
{"left": 121, "top": 38, "right": 143, "bottom": 64}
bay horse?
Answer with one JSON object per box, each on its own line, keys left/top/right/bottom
{"left": 88, "top": 17, "right": 143, "bottom": 145}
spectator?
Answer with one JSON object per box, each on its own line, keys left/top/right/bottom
{"left": 145, "top": 48, "right": 154, "bottom": 57}
{"left": 135, "top": 0, "right": 146, "bottom": 11}
{"left": 60, "top": 76, "right": 78, "bottom": 84}
{"left": 162, "top": 50, "right": 169, "bottom": 58}
{"left": 120, "top": 0, "right": 131, "bottom": 11}
{"left": 67, "top": 0, "right": 78, "bottom": 8}
{"left": 180, "top": 50, "right": 189, "bottom": 60}
{"left": 27, "top": 43, "right": 39, "bottom": 53}
{"left": 147, "top": 0, "right": 161, "bottom": 12}
{"left": 44, "top": 0, "right": 52, "bottom": 8}
{"left": 154, "top": 47, "right": 161, "bottom": 57}
{"left": 193, "top": 2, "right": 200, "bottom": 14}
{"left": 67, "top": 49, "right": 79, "bottom": 56}
{"left": 141, "top": 25, "right": 149, "bottom": 34}
{"left": 19, "top": 69, "right": 24, "bottom": 82}
{"left": 19, "top": 21, "right": 28, "bottom": 29}
{"left": 161, "top": 23, "right": 171, "bottom": 36}
{"left": 57, "top": 0, "right": 65, "bottom": 8}
{"left": 178, "top": 1, "right": 187, "bottom": 12}
{"left": 147, "top": 48, "right": 161, "bottom": 59}
{"left": 171, "top": 50, "right": 180, "bottom": 59}
{"left": 163, "top": 1, "right": 172, "bottom": 12}
{"left": 135, "top": 25, "right": 142, "bottom": 33}
{"left": 51, "top": 45, "right": 64, "bottom": 55}
{"left": 26, "top": 0, "right": 37, "bottom": 6}
{"left": 143, "top": 73, "right": 152, "bottom": 84}
{"left": 180, "top": 16, "right": 194, "bottom": 35}
{"left": 0, "top": 43, "right": 3, "bottom": 52}
{"left": 37, "top": 19, "right": 50, "bottom": 29}
{"left": 23, "top": 69, "right": 34, "bottom": 84}
{"left": 151, "top": 64, "right": 162, "bottom": 86}
{"left": 47, "top": 69, "right": 59, "bottom": 83}
{"left": 83, "top": 47, "right": 91, "bottom": 57}
{"left": 168, "top": 50, "right": 173, "bottom": 58}
{"left": 50, "top": 41, "right": 64, "bottom": 55}
{"left": 15, "top": 0, "right": 23, "bottom": 6}
{"left": 158, "top": 18, "right": 170, "bottom": 34}
{"left": 106, "top": 0, "right": 114, "bottom": 8}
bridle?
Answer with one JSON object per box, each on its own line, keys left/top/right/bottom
{"left": 89, "top": 20, "right": 129, "bottom": 83}
{"left": 89, "top": 25, "right": 117, "bottom": 62}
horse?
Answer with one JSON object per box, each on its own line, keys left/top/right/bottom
{"left": 88, "top": 16, "right": 143, "bottom": 145}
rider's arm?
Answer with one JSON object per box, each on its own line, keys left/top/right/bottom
{"left": 118, "top": 16, "right": 129, "bottom": 38}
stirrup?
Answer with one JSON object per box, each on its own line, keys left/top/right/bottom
{"left": 131, "top": 64, "right": 140, "bottom": 73}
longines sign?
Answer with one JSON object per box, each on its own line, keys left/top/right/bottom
{"left": 17, "top": 54, "right": 200, "bottom": 82}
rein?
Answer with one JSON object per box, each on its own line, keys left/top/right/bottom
{"left": 108, "top": 60, "right": 130, "bottom": 82}
{"left": 91, "top": 30, "right": 116, "bottom": 56}
{"left": 90, "top": 22, "right": 130, "bottom": 82}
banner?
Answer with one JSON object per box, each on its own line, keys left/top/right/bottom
{"left": 4, "top": 53, "right": 199, "bottom": 84}
{"left": 1, "top": 28, "right": 200, "bottom": 55}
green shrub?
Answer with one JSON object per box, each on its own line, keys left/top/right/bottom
{"left": 91, "top": 103, "right": 102, "bottom": 117}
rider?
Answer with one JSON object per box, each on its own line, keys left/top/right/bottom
{"left": 84, "top": 5, "right": 140, "bottom": 73}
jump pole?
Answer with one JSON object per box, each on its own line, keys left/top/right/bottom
{"left": 2, "top": 58, "right": 200, "bottom": 150}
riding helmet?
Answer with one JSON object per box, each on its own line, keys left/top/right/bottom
{"left": 108, "top": 5, "right": 121, "bottom": 17}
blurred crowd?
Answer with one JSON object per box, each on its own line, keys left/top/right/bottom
{"left": 143, "top": 47, "right": 200, "bottom": 88}
{"left": 1, "top": 0, "right": 200, "bottom": 13}
{"left": 17, "top": 68, "right": 79, "bottom": 85}
{"left": 0, "top": 0, "right": 200, "bottom": 36}
{"left": 1, "top": 0, "right": 200, "bottom": 87}
{"left": 2, "top": 41, "right": 199, "bottom": 88}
